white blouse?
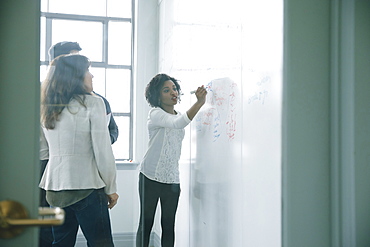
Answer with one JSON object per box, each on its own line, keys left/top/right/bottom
{"left": 140, "top": 107, "right": 191, "bottom": 184}
{"left": 39, "top": 95, "right": 117, "bottom": 195}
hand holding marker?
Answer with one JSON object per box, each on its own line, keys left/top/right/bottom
{"left": 190, "top": 85, "right": 208, "bottom": 107}
{"left": 190, "top": 85, "right": 209, "bottom": 94}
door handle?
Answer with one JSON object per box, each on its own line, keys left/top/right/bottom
{"left": 0, "top": 200, "right": 65, "bottom": 239}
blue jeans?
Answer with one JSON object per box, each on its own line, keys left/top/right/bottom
{"left": 136, "top": 173, "right": 181, "bottom": 247}
{"left": 52, "top": 188, "right": 114, "bottom": 247}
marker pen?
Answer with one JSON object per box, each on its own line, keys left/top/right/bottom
{"left": 190, "top": 86, "right": 209, "bottom": 94}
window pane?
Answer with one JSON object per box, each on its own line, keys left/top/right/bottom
{"left": 40, "top": 17, "right": 46, "bottom": 61}
{"left": 90, "top": 67, "right": 106, "bottom": 96}
{"left": 40, "top": 65, "right": 48, "bottom": 82}
{"left": 41, "top": 0, "right": 48, "bottom": 15}
{"left": 111, "top": 116, "right": 130, "bottom": 159}
{"left": 106, "top": 69, "right": 131, "bottom": 112}
{"left": 52, "top": 19, "right": 103, "bottom": 62}
{"left": 107, "top": 0, "right": 131, "bottom": 18}
{"left": 49, "top": 0, "right": 107, "bottom": 17}
{"left": 108, "top": 21, "right": 132, "bottom": 65}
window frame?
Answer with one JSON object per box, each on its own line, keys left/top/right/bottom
{"left": 40, "top": 2, "right": 135, "bottom": 162}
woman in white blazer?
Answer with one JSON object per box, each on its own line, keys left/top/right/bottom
{"left": 40, "top": 54, "right": 118, "bottom": 247}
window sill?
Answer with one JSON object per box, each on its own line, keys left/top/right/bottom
{"left": 116, "top": 161, "right": 139, "bottom": 170}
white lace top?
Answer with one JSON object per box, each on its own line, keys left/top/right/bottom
{"left": 139, "top": 107, "right": 191, "bottom": 184}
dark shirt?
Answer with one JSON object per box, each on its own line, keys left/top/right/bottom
{"left": 93, "top": 91, "right": 119, "bottom": 144}
{"left": 46, "top": 189, "right": 94, "bottom": 208}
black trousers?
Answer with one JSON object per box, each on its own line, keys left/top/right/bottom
{"left": 136, "top": 173, "right": 180, "bottom": 247}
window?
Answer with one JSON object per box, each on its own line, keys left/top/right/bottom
{"left": 40, "top": 0, "right": 134, "bottom": 161}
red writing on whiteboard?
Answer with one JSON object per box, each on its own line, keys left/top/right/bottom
{"left": 196, "top": 78, "right": 238, "bottom": 142}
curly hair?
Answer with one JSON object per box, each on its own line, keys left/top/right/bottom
{"left": 145, "top": 73, "right": 182, "bottom": 107}
{"left": 41, "top": 54, "right": 91, "bottom": 129}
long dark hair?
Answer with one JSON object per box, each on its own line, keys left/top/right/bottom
{"left": 41, "top": 54, "right": 90, "bottom": 129}
{"left": 145, "top": 73, "right": 182, "bottom": 107}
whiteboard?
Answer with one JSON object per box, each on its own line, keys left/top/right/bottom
{"left": 189, "top": 73, "right": 281, "bottom": 247}
{"left": 189, "top": 77, "right": 244, "bottom": 246}
{"left": 157, "top": 0, "right": 283, "bottom": 246}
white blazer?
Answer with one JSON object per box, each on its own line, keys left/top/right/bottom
{"left": 39, "top": 94, "right": 117, "bottom": 195}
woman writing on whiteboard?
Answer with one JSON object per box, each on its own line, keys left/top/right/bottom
{"left": 136, "top": 74, "right": 207, "bottom": 247}
{"left": 40, "top": 54, "right": 118, "bottom": 246}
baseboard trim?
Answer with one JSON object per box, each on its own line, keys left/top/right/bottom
{"left": 75, "top": 232, "right": 160, "bottom": 247}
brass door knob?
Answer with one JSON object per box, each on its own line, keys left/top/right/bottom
{"left": 0, "top": 200, "right": 65, "bottom": 239}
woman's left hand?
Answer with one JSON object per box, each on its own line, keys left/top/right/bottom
{"left": 107, "top": 193, "right": 119, "bottom": 209}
